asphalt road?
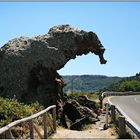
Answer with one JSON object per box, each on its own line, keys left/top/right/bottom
{"left": 109, "top": 95, "right": 140, "bottom": 129}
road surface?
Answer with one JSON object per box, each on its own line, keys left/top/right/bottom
{"left": 109, "top": 95, "right": 140, "bottom": 129}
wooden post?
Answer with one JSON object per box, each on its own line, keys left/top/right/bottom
{"left": 111, "top": 105, "right": 116, "bottom": 122}
{"left": 52, "top": 107, "right": 56, "bottom": 132}
{"left": 100, "top": 99, "right": 103, "bottom": 109}
{"left": 29, "top": 119, "right": 34, "bottom": 139}
{"left": 99, "top": 94, "right": 103, "bottom": 109}
{"left": 43, "top": 113, "right": 48, "bottom": 139}
{"left": 118, "top": 116, "right": 126, "bottom": 137}
{"left": 105, "top": 102, "right": 109, "bottom": 129}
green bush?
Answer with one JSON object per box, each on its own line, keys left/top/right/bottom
{"left": 0, "top": 97, "right": 44, "bottom": 127}
{"left": 116, "top": 80, "right": 140, "bottom": 92}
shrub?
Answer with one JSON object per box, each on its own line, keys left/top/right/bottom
{"left": 0, "top": 97, "right": 44, "bottom": 127}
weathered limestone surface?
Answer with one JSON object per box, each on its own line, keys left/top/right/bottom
{"left": 60, "top": 95, "right": 100, "bottom": 129}
{"left": 0, "top": 24, "right": 106, "bottom": 107}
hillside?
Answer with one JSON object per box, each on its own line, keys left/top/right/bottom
{"left": 107, "top": 72, "right": 140, "bottom": 91}
{"left": 62, "top": 75, "right": 123, "bottom": 93}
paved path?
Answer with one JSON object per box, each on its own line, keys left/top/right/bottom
{"left": 109, "top": 95, "right": 140, "bottom": 129}
{"left": 52, "top": 114, "right": 117, "bottom": 138}
{"left": 52, "top": 127, "right": 116, "bottom": 138}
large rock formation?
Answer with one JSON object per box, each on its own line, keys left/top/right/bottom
{"left": 0, "top": 24, "right": 106, "bottom": 107}
{"left": 60, "top": 95, "right": 100, "bottom": 129}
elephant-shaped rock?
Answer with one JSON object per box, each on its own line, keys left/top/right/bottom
{"left": 0, "top": 24, "right": 107, "bottom": 107}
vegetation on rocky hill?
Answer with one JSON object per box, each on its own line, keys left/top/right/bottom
{"left": 63, "top": 75, "right": 123, "bottom": 93}
{"left": 106, "top": 73, "right": 140, "bottom": 92}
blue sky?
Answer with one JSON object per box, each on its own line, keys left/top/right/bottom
{"left": 0, "top": 2, "right": 140, "bottom": 77}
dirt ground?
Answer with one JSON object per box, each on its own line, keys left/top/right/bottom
{"left": 52, "top": 114, "right": 118, "bottom": 139}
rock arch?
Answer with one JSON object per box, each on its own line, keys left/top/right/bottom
{"left": 0, "top": 24, "right": 107, "bottom": 107}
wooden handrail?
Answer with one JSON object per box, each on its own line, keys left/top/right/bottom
{"left": 0, "top": 105, "right": 56, "bottom": 138}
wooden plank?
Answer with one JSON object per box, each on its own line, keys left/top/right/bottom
{"left": 118, "top": 116, "right": 126, "bottom": 137}
{"left": 34, "top": 124, "right": 43, "bottom": 139}
{"left": 43, "top": 113, "right": 48, "bottom": 139}
{"left": 52, "top": 107, "right": 56, "bottom": 132}
{"left": 111, "top": 105, "right": 116, "bottom": 122}
{"left": 46, "top": 114, "right": 54, "bottom": 132}
{"left": 29, "top": 119, "right": 34, "bottom": 139}
{"left": 0, "top": 105, "right": 56, "bottom": 134}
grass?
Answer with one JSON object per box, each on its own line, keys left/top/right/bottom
{"left": 67, "top": 92, "right": 100, "bottom": 102}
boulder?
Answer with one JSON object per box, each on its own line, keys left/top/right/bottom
{"left": 59, "top": 95, "right": 100, "bottom": 129}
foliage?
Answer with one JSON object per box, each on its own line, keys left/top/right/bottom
{"left": 0, "top": 97, "right": 44, "bottom": 127}
{"left": 117, "top": 80, "right": 140, "bottom": 91}
{"left": 107, "top": 73, "right": 140, "bottom": 92}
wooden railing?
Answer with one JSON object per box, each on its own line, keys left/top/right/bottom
{"left": 101, "top": 91, "right": 140, "bottom": 100}
{"left": 108, "top": 102, "right": 140, "bottom": 138}
{"left": 0, "top": 105, "right": 56, "bottom": 139}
